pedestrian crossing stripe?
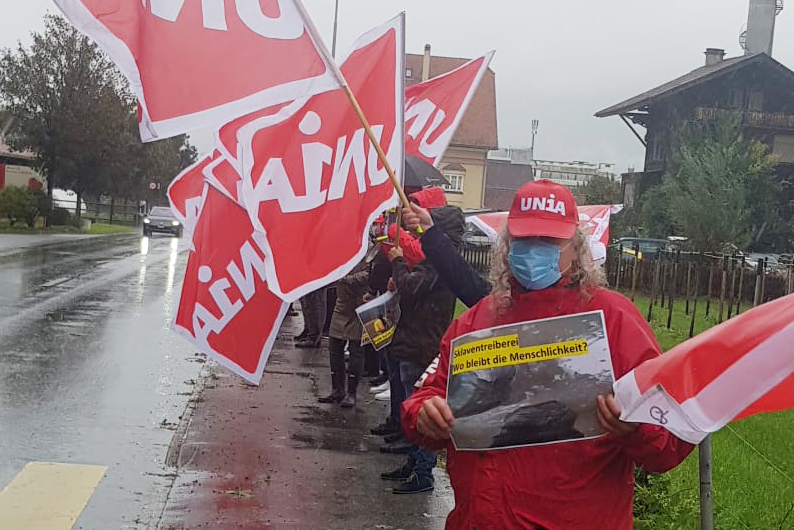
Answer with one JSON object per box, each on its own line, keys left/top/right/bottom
{"left": 0, "top": 462, "right": 107, "bottom": 530}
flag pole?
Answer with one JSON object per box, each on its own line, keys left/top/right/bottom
{"left": 294, "top": 2, "right": 411, "bottom": 209}
{"left": 340, "top": 84, "right": 411, "bottom": 209}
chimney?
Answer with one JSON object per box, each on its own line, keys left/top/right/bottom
{"left": 704, "top": 48, "right": 726, "bottom": 66}
{"left": 421, "top": 44, "right": 431, "bottom": 81}
{"left": 745, "top": 0, "right": 778, "bottom": 55}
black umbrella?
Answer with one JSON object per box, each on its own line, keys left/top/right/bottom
{"left": 404, "top": 155, "right": 450, "bottom": 189}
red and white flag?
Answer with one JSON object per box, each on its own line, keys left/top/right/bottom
{"left": 404, "top": 51, "right": 494, "bottom": 167}
{"left": 53, "top": 0, "right": 342, "bottom": 141}
{"left": 233, "top": 14, "right": 405, "bottom": 301}
{"left": 166, "top": 153, "right": 212, "bottom": 236}
{"left": 203, "top": 150, "right": 245, "bottom": 208}
{"left": 174, "top": 185, "right": 288, "bottom": 384}
{"left": 467, "top": 205, "right": 622, "bottom": 264}
{"left": 615, "top": 293, "right": 794, "bottom": 443}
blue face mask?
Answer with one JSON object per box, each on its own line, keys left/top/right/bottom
{"left": 508, "top": 239, "right": 565, "bottom": 290}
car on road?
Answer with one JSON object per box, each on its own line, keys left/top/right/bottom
{"left": 143, "top": 207, "right": 182, "bottom": 237}
{"left": 614, "top": 237, "right": 670, "bottom": 261}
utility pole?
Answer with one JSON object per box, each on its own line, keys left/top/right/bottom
{"left": 331, "top": 0, "right": 340, "bottom": 58}
{"left": 530, "top": 119, "right": 539, "bottom": 160}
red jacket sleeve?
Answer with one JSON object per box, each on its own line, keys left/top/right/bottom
{"left": 401, "top": 313, "right": 464, "bottom": 452}
{"left": 600, "top": 290, "right": 695, "bottom": 473}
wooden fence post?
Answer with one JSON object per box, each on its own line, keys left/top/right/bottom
{"left": 666, "top": 250, "right": 679, "bottom": 330}
{"left": 718, "top": 255, "right": 728, "bottom": 324}
{"left": 727, "top": 256, "right": 737, "bottom": 319}
{"left": 735, "top": 257, "right": 745, "bottom": 315}
{"left": 705, "top": 257, "right": 714, "bottom": 317}
{"left": 630, "top": 243, "right": 639, "bottom": 302}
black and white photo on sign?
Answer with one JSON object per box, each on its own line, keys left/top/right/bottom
{"left": 446, "top": 311, "right": 615, "bottom": 451}
{"left": 355, "top": 291, "right": 401, "bottom": 350}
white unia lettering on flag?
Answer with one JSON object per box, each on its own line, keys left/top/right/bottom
{"left": 229, "top": 14, "right": 405, "bottom": 302}
{"left": 404, "top": 51, "right": 494, "bottom": 167}
{"left": 53, "top": 0, "right": 343, "bottom": 140}
{"left": 174, "top": 186, "right": 288, "bottom": 384}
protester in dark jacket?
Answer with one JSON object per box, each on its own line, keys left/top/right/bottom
{"left": 379, "top": 204, "right": 465, "bottom": 494}
{"left": 317, "top": 257, "right": 369, "bottom": 408}
{"left": 402, "top": 203, "right": 490, "bottom": 307}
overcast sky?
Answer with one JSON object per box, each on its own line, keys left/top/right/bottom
{"left": 3, "top": 0, "right": 794, "bottom": 173}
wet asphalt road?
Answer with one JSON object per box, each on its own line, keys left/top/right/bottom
{"left": 0, "top": 233, "right": 202, "bottom": 529}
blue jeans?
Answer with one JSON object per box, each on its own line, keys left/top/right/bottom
{"left": 385, "top": 351, "right": 405, "bottom": 426}
{"left": 400, "top": 361, "right": 437, "bottom": 481}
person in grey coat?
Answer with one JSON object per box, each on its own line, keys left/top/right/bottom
{"left": 317, "top": 257, "right": 370, "bottom": 408}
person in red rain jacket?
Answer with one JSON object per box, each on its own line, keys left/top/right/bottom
{"left": 401, "top": 180, "right": 694, "bottom": 530}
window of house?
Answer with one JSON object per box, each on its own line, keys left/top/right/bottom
{"left": 405, "top": 68, "right": 413, "bottom": 78}
{"left": 748, "top": 90, "right": 764, "bottom": 112}
{"left": 442, "top": 172, "right": 464, "bottom": 193}
{"left": 728, "top": 89, "right": 744, "bottom": 110}
{"left": 773, "top": 135, "right": 794, "bottom": 163}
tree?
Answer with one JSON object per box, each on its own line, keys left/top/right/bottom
{"left": 580, "top": 175, "right": 620, "bottom": 205}
{"left": 1, "top": 15, "right": 196, "bottom": 221}
{"left": 647, "top": 117, "right": 779, "bottom": 252}
{"left": 0, "top": 15, "right": 125, "bottom": 211}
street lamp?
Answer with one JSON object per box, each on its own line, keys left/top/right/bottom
{"left": 331, "top": 0, "right": 340, "bottom": 58}
{"left": 530, "top": 119, "right": 539, "bottom": 160}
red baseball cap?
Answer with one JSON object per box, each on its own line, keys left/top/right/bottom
{"left": 507, "top": 179, "right": 578, "bottom": 239}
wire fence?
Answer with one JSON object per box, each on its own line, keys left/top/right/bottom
{"left": 53, "top": 198, "right": 142, "bottom": 227}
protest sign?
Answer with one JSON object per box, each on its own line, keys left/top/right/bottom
{"left": 404, "top": 52, "right": 494, "bottom": 167}
{"left": 174, "top": 186, "right": 288, "bottom": 384}
{"left": 53, "top": 0, "right": 343, "bottom": 141}
{"left": 356, "top": 291, "right": 401, "bottom": 351}
{"left": 447, "top": 311, "right": 615, "bottom": 451}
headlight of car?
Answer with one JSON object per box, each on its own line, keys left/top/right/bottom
{"left": 143, "top": 218, "right": 151, "bottom": 224}
{"left": 171, "top": 220, "right": 180, "bottom": 226}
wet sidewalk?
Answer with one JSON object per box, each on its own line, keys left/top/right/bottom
{"left": 158, "top": 314, "right": 453, "bottom": 530}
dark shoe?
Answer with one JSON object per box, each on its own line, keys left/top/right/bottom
{"left": 383, "top": 432, "right": 404, "bottom": 444}
{"left": 340, "top": 393, "right": 356, "bottom": 408}
{"left": 371, "top": 421, "right": 400, "bottom": 436}
{"left": 380, "top": 464, "right": 413, "bottom": 482}
{"left": 293, "top": 330, "right": 308, "bottom": 341}
{"left": 369, "top": 374, "right": 388, "bottom": 386}
{"left": 380, "top": 441, "right": 413, "bottom": 454}
{"left": 392, "top": 473, "right": 434, "bottom": 494}
{"left": 318, "top": 390, "right": 345, "bottom": 404}
{"left": 296, "top": 338, "right": 321, "bottom": 349}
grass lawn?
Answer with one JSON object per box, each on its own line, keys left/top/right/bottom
{"left": 0, "top": 218, "right": 135, "bottom": 235}
{"left": 453, "top": 291, "right": 794, "bottom": 529}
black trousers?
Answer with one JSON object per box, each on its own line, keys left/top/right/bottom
{"left": 328, "top": 337, "right": 364, "bottom": 390}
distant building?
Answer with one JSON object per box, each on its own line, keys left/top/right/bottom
{"left": 0, "top": 136, "right": 44, "bottom": 191}
{"left": 597, "top": 50, "right": 794, "bottom": 207}
{"left": 484, "top": 148, "right": 534, "bottom": 210}
{"left": 484, "top": 147, "right": 617, "bottom": 210}
{"left": 406, "top": 45, "right": 498, "bottom": 210}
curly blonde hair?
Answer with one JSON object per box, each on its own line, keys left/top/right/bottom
{"left": 489, "top": 226, "right": 606, "bottom": 309}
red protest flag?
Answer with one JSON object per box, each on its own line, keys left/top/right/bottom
{"left": 404, "top": 51, "right": 495, "bottom": 167}
{"left": 166, "top": 152, "right": 212, "bottom": 236}
{"left": 203, "top": 151, "right": 245, "bottom": 208}
{"left": 174, "top": 185, "right": 288, "bottom": 384}
{"left": 614, "top": 293, "right": 794, "bottom": 443}
{"left": 53, "top": 0, "right": 342, "bottom": 141}
{"left": 233, "top": 15, "right": 405, "bottom": 301}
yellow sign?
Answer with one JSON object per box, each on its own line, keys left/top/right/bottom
{"left": 451, "top": 334, "right": 588, "bottom": 376}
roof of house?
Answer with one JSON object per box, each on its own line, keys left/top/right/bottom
{"left": 406, "top": 53, "right": 498, "bottom": 150}
{"left": 595, "top": 52, "right": 794, "bottom": 117}
{"left": 0, "top": 135, "right": 35, "bottom": 162}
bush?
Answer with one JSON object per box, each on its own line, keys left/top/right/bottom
{"left": 0, "top": 186, "right": 40, "bottom": 227}
{"left": 49, "top": 206, "right": 74, "bottom": 226}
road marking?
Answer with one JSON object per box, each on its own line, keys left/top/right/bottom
{"left": 0, "top": 462, "right": 107, "bottom": 530}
